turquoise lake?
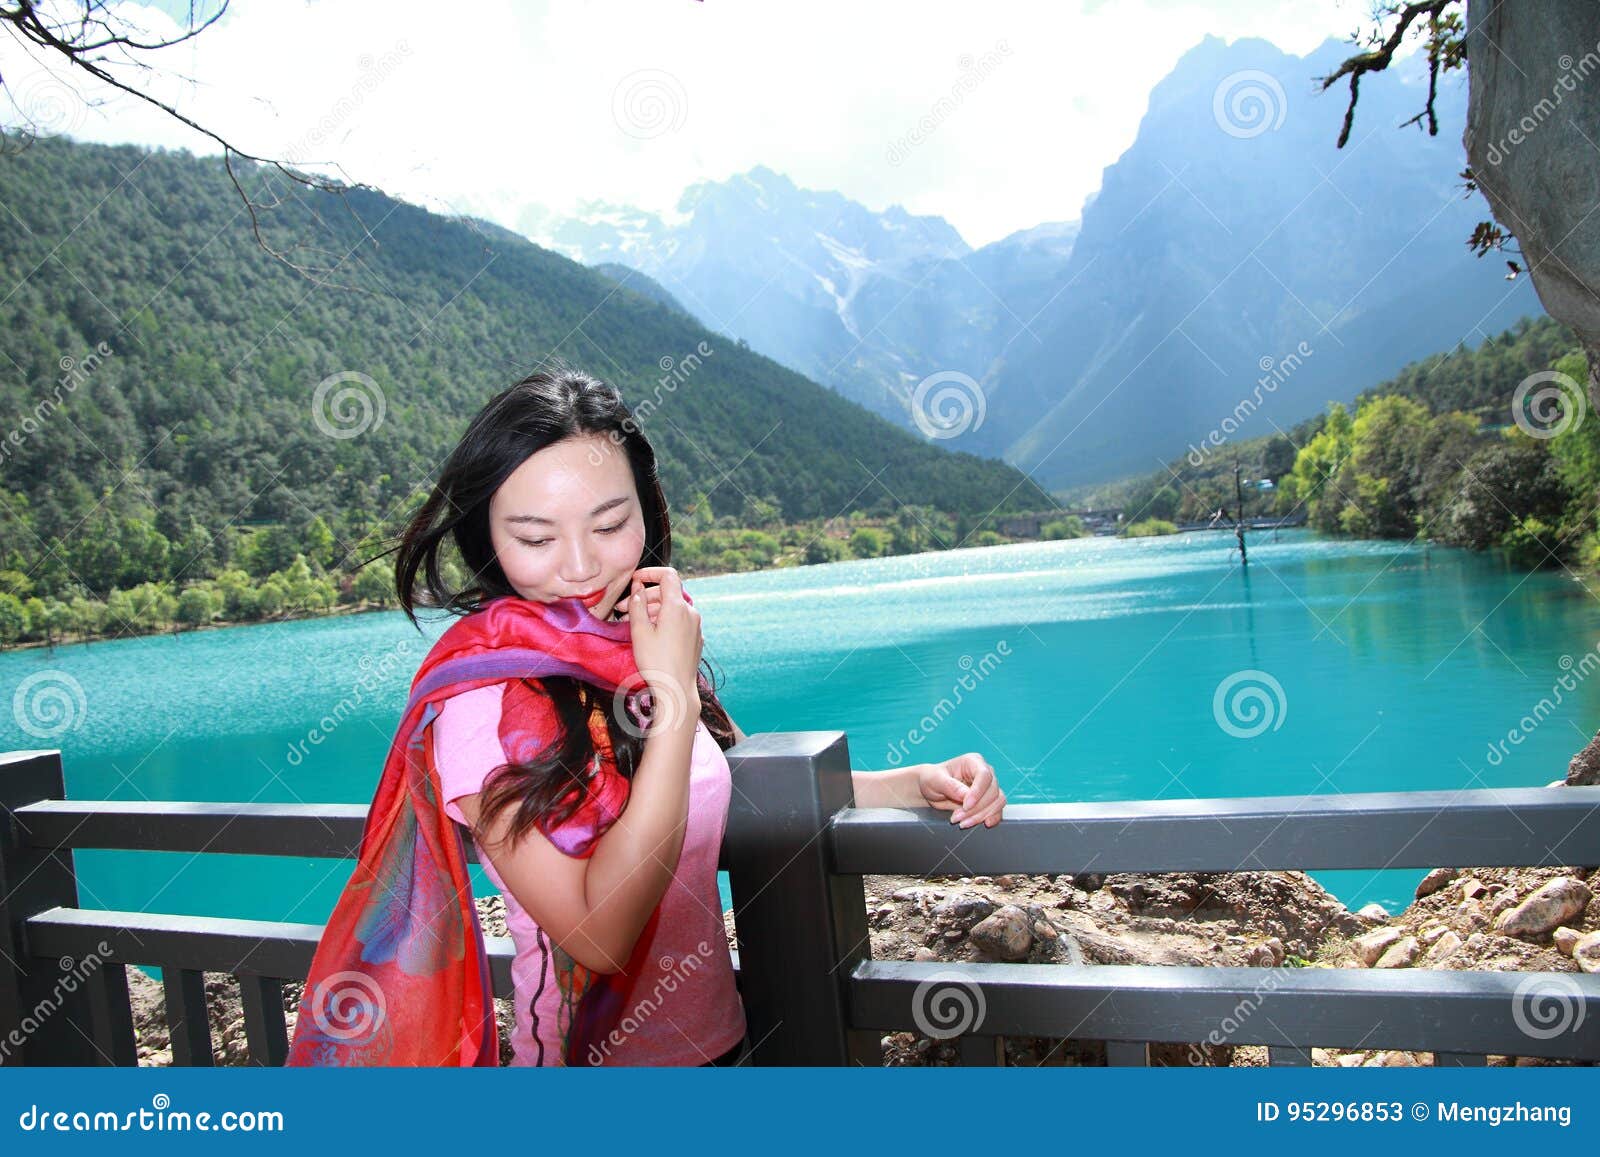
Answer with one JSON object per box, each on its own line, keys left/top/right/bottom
{"left": 3, "top": 528, "right": 1596, "bottom": 936}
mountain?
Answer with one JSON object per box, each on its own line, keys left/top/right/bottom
{"left": 988, "top": 35, "right": 1540, "bottom": 487}
{"left": 526, "top": 36, "right": 1538, "bottom": 490}
{"left": 590, "top": 262, "right": 690, "bottom": 316}
{"left": 528, "top": 167, "right": 1080, "bottom": 427}
{"left": 0, "top": 137, "right": 1050, "bottom": 601}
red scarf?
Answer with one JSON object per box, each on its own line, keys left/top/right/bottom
{"left": 286, "top": 591, "right": 689, "bottom": 1066}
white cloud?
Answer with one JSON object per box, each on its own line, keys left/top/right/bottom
{"left": 1, "top": 0, "right": 1369, "bottom": 247}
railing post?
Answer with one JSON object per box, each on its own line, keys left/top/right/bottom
{"left": 0, "top": 750, "right": 100, "bottom": 1064}
{"left": 724, "top": 731, "right": 881, "bottom": 1066}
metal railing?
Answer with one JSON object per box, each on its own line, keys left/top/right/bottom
{"left": 3, "top": 736, "right": 1598, "bottom": 1067}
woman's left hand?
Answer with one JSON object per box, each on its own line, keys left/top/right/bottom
{"left": 918, "top": 753, "right": 1006, "bottom": 828}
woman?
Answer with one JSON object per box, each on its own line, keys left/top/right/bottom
{"left": 287, "top": 362, "right": 1006, "bottom": 1068}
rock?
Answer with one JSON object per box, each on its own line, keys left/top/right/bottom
{"left": 912, "top": 947, "right": 940, "bottom": 962}
{"left": 1416, "top": 868, "right": 1458, "bottom": 898}
{"left": 1374, "top": 937, "right": 1420, "bottom": 968}
{"left": 1553, "top": 927, "right": 1582, "bottom": 956}
{"left": 1493, "top": 877, "right": 1592, "bottom": 937}
{"left": 1568, "top": 727, "right": 1600, "bottom": 787}
{"left": 1246, "top": 937, "right": 1285, "bottom": 967}
{"left": 1575, "top": 931, "right": 1600, "bottom": 974}
{"left": 1455, "top": 899, "right": 1488, "bottom": 931}
{"left": 1418, "top": 923, "right": 1449, "bottom": 945}
{"left": 1032, "top": 920, "right": 1059, "bottom": 941}
{"left": 1358, "top": 903, "right": 1389, "bottom": 919}
{"left": 1087, "top": 890, "right": 1116, "bottom": 911}
{"left": 942, "top": 929, "right": 965, "bottom": 941}
{"left": 931, "top": 894, "right": 996, "bottom": 931}
{"left": 1424, "top": 930, "right": 1463, "bottom": 966}
{"left": 1460, "top": 878, "right": 1490, "bottom": 901}
{"left": 968, "top": 905, "right": 1035, "bottom": 961}
{"left": 1351, "top": 926, "right": 1403, "bottom": 966}
{"left": 1487, "top": 889, "right": 1520, "bottom": 920}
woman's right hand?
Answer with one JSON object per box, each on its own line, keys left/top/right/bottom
{"left": 627, "top": 566, "right": 702, "bottom": 724}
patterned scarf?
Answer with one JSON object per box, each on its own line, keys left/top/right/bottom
{"left": 285, "top": 590, "right": 687, "bottom": 1066}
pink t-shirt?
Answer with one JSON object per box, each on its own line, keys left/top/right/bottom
{"left": 433, "top": 679, "right": 746, "bottom": 1066}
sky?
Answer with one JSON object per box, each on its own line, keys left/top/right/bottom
{"left": 1, "top": 0, "right": 1376, "bottom": 248}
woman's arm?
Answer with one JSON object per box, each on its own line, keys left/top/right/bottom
{"left": 726, "top": 711, "right": 994, "bottom": 820}
{"left": 456, "top": 701, "right": 700, "bottom": 973}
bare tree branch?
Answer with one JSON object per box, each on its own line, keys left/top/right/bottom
{"left": 0, "top": 0, "right": 379, "bottom": 290}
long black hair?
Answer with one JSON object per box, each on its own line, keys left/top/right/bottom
{"left": 388, "top": 360, "right": 736, "bottom": 849}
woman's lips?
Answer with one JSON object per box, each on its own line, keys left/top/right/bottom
{"left": 576, "top": 587, "right": 608, "bottom": 607}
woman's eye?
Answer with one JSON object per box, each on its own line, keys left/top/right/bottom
{"left": 597, "top": 521, "right": 627, "bottom": 535}
{"left": 517, "top": 538, "right": 549, "bottom": 548}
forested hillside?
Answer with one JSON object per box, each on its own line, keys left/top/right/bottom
{"left": 0, "top": 138, "right": 1050, "bottom": 644}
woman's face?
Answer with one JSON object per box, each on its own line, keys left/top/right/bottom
{"left": 487, "top": 433, "right": 648, "bottom": 621}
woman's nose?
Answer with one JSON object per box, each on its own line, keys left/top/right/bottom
{"left": 559, "top": 540, "right": 598, "bottom": 584}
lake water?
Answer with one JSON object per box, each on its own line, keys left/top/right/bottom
{"left": 3, "top": 529, "right": 1596, "bottom": 939}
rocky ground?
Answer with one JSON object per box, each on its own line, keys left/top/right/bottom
{"left": 123, "top": 861, "right": 1597, "bottom": 1067}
